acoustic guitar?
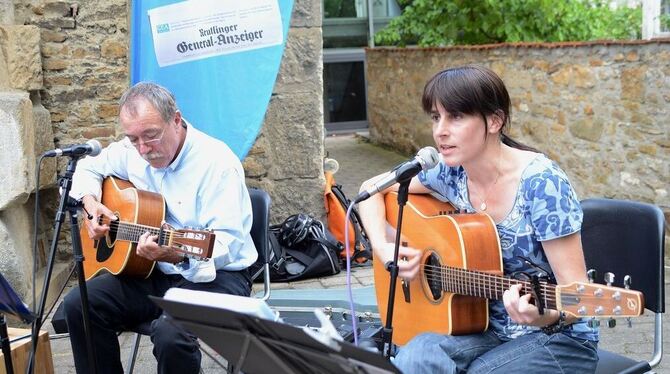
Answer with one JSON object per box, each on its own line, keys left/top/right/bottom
{"left": 374, "top": 192, "right": 644, "bottom": 345}
{"left": 81, "top": 177, "right": 215, "bottom": 281}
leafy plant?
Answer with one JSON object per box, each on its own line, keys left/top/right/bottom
{"left": 375, "top": 0, "right": 642, "bottom": 46}
{"left": 661, "top": 14, "right": 670, "bottom": 32}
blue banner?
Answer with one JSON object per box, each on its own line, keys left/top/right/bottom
{"left": 130, "top": 0, "right": 294, "bottom": 159}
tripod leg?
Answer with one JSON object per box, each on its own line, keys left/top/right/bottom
{"left": 1, "top": 315, "right": 14, "bottom": 374}
{"left": 70, "top": 211, "right": 98, "bottom": 373}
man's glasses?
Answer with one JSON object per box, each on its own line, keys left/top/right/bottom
{"left": 126, "top": 127, "right": 166, "bottom": 148}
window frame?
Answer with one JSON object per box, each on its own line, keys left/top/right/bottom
{"left": 643, "top": 0, "right": 670, "bottom": 39}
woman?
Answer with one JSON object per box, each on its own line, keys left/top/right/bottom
{"left": 359, "top": 65, "right": 598, "bottom": 373}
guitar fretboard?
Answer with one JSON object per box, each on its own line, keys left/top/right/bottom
{"left": 103, "top": 219, "right": 173, "bottom": 245}
{"left": 424, "top": 264, "right": 559, "bottom": 310}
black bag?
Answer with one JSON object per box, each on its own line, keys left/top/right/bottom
{"left": 265, "top": 214, "right": 341, "bottom": 282}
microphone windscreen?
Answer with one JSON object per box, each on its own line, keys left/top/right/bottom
{"left": 324, "top": 158, "right": 339, "bottom": 174}
{"left": 417, "top": 146, "right": 440, "bottom": 170}
{"left": 87, "top": 139, "right": 102, "bottom": 156}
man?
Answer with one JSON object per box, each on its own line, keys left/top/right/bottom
{"left": 63, "top": 82, "right": 257, "bottom": 373}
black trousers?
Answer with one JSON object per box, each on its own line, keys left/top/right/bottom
{"left": 63, "top": 268, "right": 251, "bottom": 374}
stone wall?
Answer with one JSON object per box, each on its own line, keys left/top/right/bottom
{"left": 366, "top": 41, "right": 669, "bottom": 251}
{"left": 0, "top": 0, "right": 324, "bottom": 303}
{"left": 0, "top": 20, "right": 59, "bottom": 301}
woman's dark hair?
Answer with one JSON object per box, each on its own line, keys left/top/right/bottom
{"left": 422, "top": 65, "right": 539, "bottom": 152}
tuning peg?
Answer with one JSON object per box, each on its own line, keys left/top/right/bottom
{"left": 587, "top": 269, "right": 597, "bottom": 283}
{"left": 604, "top": 272, "right": 615, "bottom": 286}
{"left": 607, "top": 318, "right": 616, "bottom": 328}
{"left": 624, "top": 275, "right": 632, "bottom": 289}
{"left": 587, "top": 317, "right": 600, "bottom": 328}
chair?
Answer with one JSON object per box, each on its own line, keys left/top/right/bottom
{"left": 580, "top": 198, "right": 666, "bottom": 374}
{"left": 247, "top": 188, "right": 273, "bottom": 301}
{"left": 126, "top": 188, "right": 273, "bottom": 373}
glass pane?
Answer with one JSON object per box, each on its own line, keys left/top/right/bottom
{"left": 371, "top": 0, "right": 401, "bottom": 18}
{"left": 662, "top": 0, "right": 670, "bottom": 32}
{"left": 323, "top": 0, "right": 401, "bottom": 48}
{"left": 324, "top": 0, "right": 367, "bottom": 18}
{"left": 323, "top": 61, "right": 367, "bottom": 123}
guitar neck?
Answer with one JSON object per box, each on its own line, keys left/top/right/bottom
{"left": 431, "top": 265, "right": 558, "bottom": 310}
{"left": 111, "top": 221, "right": 171, "bottom": 244}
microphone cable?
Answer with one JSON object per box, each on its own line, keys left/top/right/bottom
{"left": 344, "top": 201, "right": 359, "bottom": 346}
{"left": 28, "top": 154, "right": 46, "bottom": 374}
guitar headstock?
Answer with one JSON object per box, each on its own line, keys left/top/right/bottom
{"left": 556, "top": 281, "right": 644, "bottom": 318}
{"left": 170, "top": 228, "right": 216, "bottom": 260}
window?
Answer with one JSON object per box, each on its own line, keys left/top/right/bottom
{"left": 643, "top": 0, "right": 670, "bottom": 39}
{"left": 322, "top": 0, "right": 401, "bottom": 133}
{"left": 323, "top": 49, "right": 367, "bottom": 133}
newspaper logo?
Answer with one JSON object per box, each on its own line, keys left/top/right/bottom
{"left": 156, "top": 23, "right": 170, "bottom": 34}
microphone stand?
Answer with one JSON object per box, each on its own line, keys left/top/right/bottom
{"left": 381, "top": 179, "right": 411, "bottom": 358}
{"left": 28, "top": 156, "right": 97, "bottom": 374}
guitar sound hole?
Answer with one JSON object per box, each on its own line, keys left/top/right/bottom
{"left": 426, "top": 252, "right": 442, "bottom": 301}
{"left": 95, "top": 222, "right": 118, "bottom": 262}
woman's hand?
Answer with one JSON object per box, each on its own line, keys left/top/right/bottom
{"left": 502, "top": 284, "right": 559, "bottom": 327}
{"left": 376, "top": 242, "right": 422, "bottom": 281}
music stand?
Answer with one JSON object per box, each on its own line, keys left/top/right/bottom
{"left": 0, "top": 273, "right": 36, "bottom": 374}
{"left": 150, "top": 295, "right": 399, "bottom": 374}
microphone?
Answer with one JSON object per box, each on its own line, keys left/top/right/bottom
{"left": 43, "top": 139, "right": 102, "bottom": 158}
{"left": 354, "top": 146, "right": 440, "bottom": 203}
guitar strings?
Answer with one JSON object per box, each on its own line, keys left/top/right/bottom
{"left": 420, "top": 264, "right": 559, "bottom": 305}
{"left": 421, "top": 265, "right": 557, "bottom": 298}
{"left": 96, "top": 217, "right": 191, "bottom": 238}
{"left": 93, "top": 219, "right": 205, "bottom": 257}
{"left": 420, "top": 264, "right": 632, "bottom": 309}
{"left": 95, "top": 217, "right": 198, "bottom": 245}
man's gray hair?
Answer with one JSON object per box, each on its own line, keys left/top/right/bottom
{"left": 119, "top": 82, "right": 177, "bottom": 123}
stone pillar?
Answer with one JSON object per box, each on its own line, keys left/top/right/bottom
{"left": 244, "top": 0, "right": 326, "bottom": 222}
{"left": 0, "top": 23, "right": 64, "bottom": 306}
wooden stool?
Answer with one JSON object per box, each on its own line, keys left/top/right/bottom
{"left": 0, "top": 328, "right": 54, "bottom": 374}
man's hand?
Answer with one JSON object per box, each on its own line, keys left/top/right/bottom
{"left": 376, "top": 242, "right": 422, "bottom": 280}
{"left": 136, "top": 231, "right": 185, "bottom": 264}
{"left": 81, "top": 195, "right": 117, "bottom": 240}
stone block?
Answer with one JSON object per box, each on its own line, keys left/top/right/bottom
{"left": 261, "top": 177, "right": 326, "bottom": 224}
{"left": 0, "top": 0, "right": 14, "bottom": 24}
{"left": 290, "top": 0, "right": 321, "bottom": 28}
{"left": 0, "top": 90, "right": 55, "bottom": 210}
{"left": 621, "top": 67, "right": 646, "bottom": 101}
{"left": 31, "top": 96, "right": 57, "bottom": 188}
{"left": 40, "top": 30, "right": 66, "bottom": 43}
{"left": 0, "top": 201, "right": 54, "bottom": 303}
{"left": 101, "top": 40, "right": 127, "bottom": 59}
{"left": 43, "top": 1, "right": 72, "bottom": 16}
{"left": 273, "top": 27, "right": 322, "bottom": 95}
{"left": 0, "top": 25, "right": 43, "bottom": 91}
{"left": 264, "top": 92, "right": 323, "bottom": 180}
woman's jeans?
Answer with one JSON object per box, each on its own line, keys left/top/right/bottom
{"left": 393, "top": 330, "right": 598, "bottom": 373}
